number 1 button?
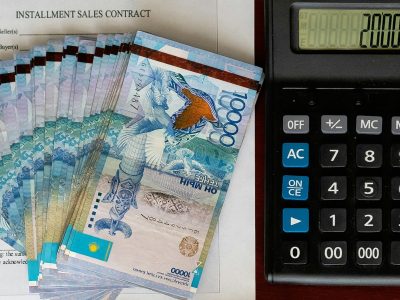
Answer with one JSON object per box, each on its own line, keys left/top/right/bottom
{"left": 320, "top": 208, "right": 346, "bottom": 232}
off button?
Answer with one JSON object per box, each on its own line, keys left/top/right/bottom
{"left": 283, "top": 115, "right": 309, "bottom": 134}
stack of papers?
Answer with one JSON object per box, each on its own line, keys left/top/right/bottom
{"left": 0, "top": 31, "right": 263, "bottom": 299}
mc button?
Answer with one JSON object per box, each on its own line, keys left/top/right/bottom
{"left": 282, "top": 143, "right": 309, "bottom": 168}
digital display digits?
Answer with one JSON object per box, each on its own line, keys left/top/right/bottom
{"left": 298, "top": 9, "right": 400, "bottom": 50}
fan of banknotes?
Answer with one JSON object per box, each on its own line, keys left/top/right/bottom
{"left": 0, "top": 31, "right": 263, "bottom": 299}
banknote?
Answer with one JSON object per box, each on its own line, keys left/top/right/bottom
{"left": 0, "top": 60, "right": 25, "bottom": 252}
{"left": 63, "top": 31, "right": 263, "bottom": 298}
{"left": 42, "top": 36, "right": 80, "bottom": 270}
{"left": 42, "top": 39, "right": 63, "bottom": 267}
{"left": 0, "top": 30, "right": 263, "bottom": 300}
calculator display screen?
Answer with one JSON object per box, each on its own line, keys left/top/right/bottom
{"left": 298, "top": 9, "right": 400, "bottom": 50}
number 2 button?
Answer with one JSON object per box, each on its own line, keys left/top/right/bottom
{"left": 356, "top": 209, "right": 382, "bottom": 233}
{"left": 320, "top": 144, "right": 347, "bottom": 168}
{"left": 356, "top": 144, "right": 382, "bottom": 168}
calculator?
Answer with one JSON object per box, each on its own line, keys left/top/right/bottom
{"left": 265, "top": 1, "right": 400, "bottom": 285}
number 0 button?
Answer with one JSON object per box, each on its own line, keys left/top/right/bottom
{"left": 282, "top": 241, "right": 307, "bottom": 265}
{"left": 321, "top": 241, "right": 347, "bottom": 266}
{"left": 356, "top": 241, "right": 382, "bottom": 266}
{"left": 356, "top": 144, "right": 382, "bottom": 168}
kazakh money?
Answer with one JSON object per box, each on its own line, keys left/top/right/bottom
{"left": 62, "top": 31, "right": 263, "bottom": 299}
{"left": 0, "top": 31, "right": 263, "bottom": 300}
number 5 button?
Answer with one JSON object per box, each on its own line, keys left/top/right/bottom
{"left": 356, "top": 177, "right": 382, "bottom": 201}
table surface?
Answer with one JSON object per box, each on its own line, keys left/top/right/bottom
{"left": 254, "top": 1, "right": 400, "bottom": 299}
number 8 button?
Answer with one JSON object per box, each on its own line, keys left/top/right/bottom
{"left": 356, "top": 144, "right": 383, "bottom": 168}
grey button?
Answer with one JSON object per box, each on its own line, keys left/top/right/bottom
{"left": 356, "top": 116, "right": 382, "bottom": 135}
{"left": 321, "top": 115, "right": 347, "bottom": 134}
{"left": 392, "top": 117, "right": 400, "bottom": 135}
{"left": 283, "top": 115, "right": 309, "bottom": 134}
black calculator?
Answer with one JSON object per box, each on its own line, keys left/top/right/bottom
{"left": 265, "top": 1, "right": 400, "bottom": 285}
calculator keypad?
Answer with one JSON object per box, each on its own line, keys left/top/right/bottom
{"left": 272, "top": 90, "right": 400, "bottom": 282}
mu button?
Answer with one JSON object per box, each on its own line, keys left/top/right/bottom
{"left": 283, "top": 208, "right": 309, "bottom": 233}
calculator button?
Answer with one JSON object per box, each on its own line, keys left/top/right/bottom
{"left": 320, "top": 241, "right": 347, "bottom": 266}
{"left": 391, "top": 145, "right": 400, "bottom": 167}
{"left": 282, "top": 143, "right": 309, "bottom": 168}
{"left": 391, "top": 209, "right": 400, "bottom": 232}
{"left": 392, "top": 117, "right": 400, "bottom": 135}
{"left": 356, "top": 116, "right": 383, "bottom": 135}
{"left": 283, "top": 115, "right": 309, "bottom": 134}
{"left": 356, "top": 209, "right": 382, "bottom": 233}
{"left": 320, "top": 176, "right": 347, "bottom": 200}
{"left": 391, "top": 242, "right": 400, "bottom": 265}
{"left": 282, "top": 175, "right": 309, "bottom": 201}
{"left": 282, "top": 208, "right": 309, "bottom": 233}
{"left": 319, "top": 209, "right": 346, "bottom": 232}
{"left": 321, "top": 115, "right": 347, "bottom": 134}
{"left": 356, "top": 241, "right": 382, "bottom": 266}
{"left": 356, "top": 177, "right": 382, "bottom": 201}
{"left": 356, "top": 144, "right": 383, "bottom": 168}
{"left": 320, "top": 144, "right": 347, "bottom": 168}
{"left": 392, "top": 178, "right": 400, "bottom": 200}
{"left": 282, "top": 241, "right": 307, "bottom": 265}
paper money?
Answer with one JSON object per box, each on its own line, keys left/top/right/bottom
{"left": 63, "top": 31, "right": 263, "bottom": 299}
{"left": 0, "top": 31, "right": 263, "bottom": 300}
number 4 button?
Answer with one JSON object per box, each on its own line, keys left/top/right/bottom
{"left": 321, "top": 176, "right": 347, "bottom": 200}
